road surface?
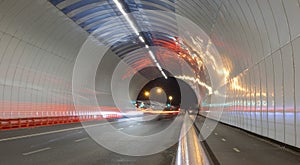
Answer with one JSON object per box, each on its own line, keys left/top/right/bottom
{"left": 0, "top": 118, "right": 181, "bottom": 165}
{"left": 195, "top": 115, "right": 300, "bottom": 165}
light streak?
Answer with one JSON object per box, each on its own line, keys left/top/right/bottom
{"left": 112, "top": 0, "right": 139, "bottom": 35}
{"left": 112, "top": 0, "right": 167, "bottom": 79}
{"left": 139, "top": 36, "right": 145, "bottom": 43}
{"left": 175, "top": 75, "right": 213, "bottom": 94}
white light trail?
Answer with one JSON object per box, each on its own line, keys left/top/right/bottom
{"left": 112, "top": 0, "right": 139, "bottom": 35}
{"left": 156, "top": 62, "right": 162, "bottom": 71}
{"left": 148, "top": 50, "right": 156, "bottom": 60}
{"left": 112, "top": 0, "right": 168, "bottom": 79}
{"left": 161, "top": 71, "right": 168, "bottom": 79}
{"left": 139, "top": 36, "right": 145, "bottom": 43}
{"left": 175, "top": 75, "right": 212, "bottom": 94}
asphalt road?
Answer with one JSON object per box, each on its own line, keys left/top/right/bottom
{"left": 195, "top": 115, "right": 300, "bottom": 165}
{"left": 2, "top": 114, "right": 300, "bottom": 165}
{"left": 0, "top": 117, "right": 181, "bottom": 165}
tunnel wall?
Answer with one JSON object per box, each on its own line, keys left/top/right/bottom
{"left": 0, "top": 0, "right": 88, "bottom": 118}
{"left": 0, "top": 0, "right": 299, "bottom": 148}
{"left": 198, "top": 0, "right": 300, "bottom": 148}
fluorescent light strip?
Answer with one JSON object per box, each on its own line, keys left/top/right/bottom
{"left": 148, "top": 49, "right": 167, "bottom": 79}
{"left": 148, "top": 50, "right": 156, "bottom": 60}
{"left": 113, "top": 0, "right": 139, "bottom": 35}
{"left": 112, "top": 0, "right": 167, "bottom": 79}
{"left": 161, "top": 71, "right": 168, "bottom": 79}
{"left": 156, "top": 62, "right": 162, "bottom": 71}
{"left": 139, "top": 36, "right": 145, "bottom": 43}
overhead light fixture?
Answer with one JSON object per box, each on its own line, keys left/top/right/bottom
{"left": 156, "top": 62, "right": 162, "bottom": 71}
{"left": 144, "top": 91, "right": 150, "bottom": 97}
{"left": 161, "top": 71, "right": 168, "bottom": 79}
{"left": 112, "top": 0, "right": 167, "bottom": 79}
{"left": 148, "top": 50, "right": 156, "bottom": 60}
{"left": 139, "top": 36, "right": 145, "bottom": 43}
{"left": 113, "top": 0, "right": 139, "bottom": 35}
{"left": 156, "top": 88, "right": 163, "bottom": 94}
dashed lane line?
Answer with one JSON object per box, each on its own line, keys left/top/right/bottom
{"left": 0, "top": 120, "right": 131, "bottom": 142}
{"left": 74, "top": 137, "right": 89, "bottom": 143}
{"left": 233, "top": 148, "right": 241, "bottom": 153}
{"left": 22, "top": 147, "right": 51, "bottom": 156}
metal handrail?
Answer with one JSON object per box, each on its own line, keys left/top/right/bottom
{"left": 175, "top": 113, "right": 210, "bottom": 165}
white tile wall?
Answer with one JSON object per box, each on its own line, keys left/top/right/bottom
{"left": 198, "top": 0, "right": 300, "bottom": 148}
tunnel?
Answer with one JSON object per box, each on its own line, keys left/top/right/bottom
{"left": 0, "top": 0, "right": 300, "bottom": 164}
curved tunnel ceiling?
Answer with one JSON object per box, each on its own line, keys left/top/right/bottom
{"left": 48, "top": 0, "right": 209, "bottom": 77}
{"left": 0, "top": 0, "right": 299, "bottom": 149}
{"left": 49, "top": 0, "right": 215, "bottom": 105}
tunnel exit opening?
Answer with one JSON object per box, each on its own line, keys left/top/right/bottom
{"left": 132, "top": 75, "right": 199, "bottom": 114}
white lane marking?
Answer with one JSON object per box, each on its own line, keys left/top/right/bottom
{"left": 118, "top": 128, "right": 124, "bottom": 130}
{"left": 233, "top": 148, "right": 241, "bottom": 153}
{"left": 214, "top": 133, "right": 218, "bottom": 136}
{"left": 74, "top": 137, "right": 89, "bottom": 143}
{"left": 129, "top": 125, "right": 133, "bottom": 128}
{"left": 221, "top": 138, "right": 226, "bottom": 142}
{"left": 22, "top": 147, "right": 51, "bottom": 156}
{"left": 0, "top": 120, "right": 129, "bottom": 142}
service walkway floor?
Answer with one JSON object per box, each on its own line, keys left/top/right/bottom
{"left": 195, "top": 115, "right": 300, "bottom": 165}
